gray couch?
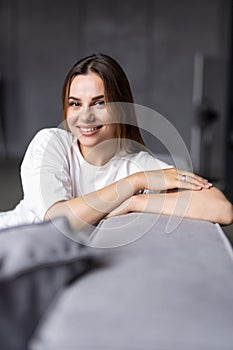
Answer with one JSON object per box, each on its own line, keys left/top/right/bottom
{"left": 1, "top": 213, "right": 233, "bottom": 350}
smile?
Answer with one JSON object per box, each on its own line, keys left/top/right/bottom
{"left": 79, "top": 125, "right": 103, "bottom": 132}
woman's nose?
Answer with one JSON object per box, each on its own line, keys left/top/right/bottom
{"left": 79, "top": 106, "right": 95, "bottom": 123}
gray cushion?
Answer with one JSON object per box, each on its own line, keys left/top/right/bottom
{"left": 0, "top": 217, "right": 95, "bottom": 350}
{"left": 30, "top": 213, "right": 233, "bottom": 350}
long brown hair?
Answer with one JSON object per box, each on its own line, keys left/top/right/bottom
{"left": 62, "top": 53, "right": 146, "bottom": 152}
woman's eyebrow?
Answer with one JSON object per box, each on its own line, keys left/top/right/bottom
{"left": 91, "top": 95, "right": 104, "bottom": 101}
{"left": 68, "top": 95, "right": 104, "bottom": 101}
{"left": 68, "top": 96, "right": 81, "bottom": 100}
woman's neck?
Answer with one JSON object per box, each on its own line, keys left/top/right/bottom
{"left": 78, "top": 139, "right": 119, "bottom": 166}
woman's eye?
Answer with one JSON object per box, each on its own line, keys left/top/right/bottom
{"left": 68, "top": 101, "right": 80, "bottom": 107}
{"left": 94, "top": 100, "right": 105, "bottom": 108}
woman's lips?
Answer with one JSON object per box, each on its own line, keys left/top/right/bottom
{"left": 78, "top": 125, "right": 103, "bottom": 136}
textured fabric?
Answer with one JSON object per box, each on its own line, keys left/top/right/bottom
{"left": 30, "top": 213, "right": 233, "bottom": 350}
{"left": 0, "top": 217, "right": 95, "bottom": 350}
{"left": 0, "top": 128, "right": 172, "bottom": 229}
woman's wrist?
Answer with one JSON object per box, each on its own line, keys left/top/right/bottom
{"left": 128, "top": 172, "right": 145, "bottom": 194}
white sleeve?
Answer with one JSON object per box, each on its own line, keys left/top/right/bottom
{"left": 21, "top": 128, "right": 73, "bottom": 221}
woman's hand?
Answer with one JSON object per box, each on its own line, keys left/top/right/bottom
{"left": 137, "top": 168, "right": 212, "bottom": 192}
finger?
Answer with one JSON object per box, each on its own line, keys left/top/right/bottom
{"left": 180, "top": 175, "right": 212, "bottom": 188}
{"left": 176, "top": 174, "right": 211, "bottom": 190}
{"left": 177, "top": 170, "right": 207, "bottom": 182}
{"left": 176, "top": 180, "right": 203, "bottom": 190}
{"left": 177, "top": 178, "right": 212, "bottom": 190}
{"left": 177, "top": 170, "right": 212, "bottom": 188}
{"left": 188, "top": 174, "right": 210, "bottom": 186}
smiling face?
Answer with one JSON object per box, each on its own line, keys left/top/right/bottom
{"left": 66, "top": 73, "right": 118, "bottom": 162}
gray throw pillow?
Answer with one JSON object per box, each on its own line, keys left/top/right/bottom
{"left": 0, "top": 217, "right": 95, "bottom": 350}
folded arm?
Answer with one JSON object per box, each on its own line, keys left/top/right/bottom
{"left": 45, "top": 174, "right": 139, "bottom": 229}
{"left": 45, "top": 168, "right": 227, "bottom": 229}
{"left": 108, "top": 186, "right": 233, "bottom": 225}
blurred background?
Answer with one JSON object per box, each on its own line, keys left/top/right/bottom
{"left": 0, "top": 0, "right": 233, "bottom": 241}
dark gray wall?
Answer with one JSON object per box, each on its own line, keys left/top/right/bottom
{"left": 0, "top": 0, "right": 231, "bottom": 183}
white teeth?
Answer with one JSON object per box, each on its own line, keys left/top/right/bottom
{"left": 80, "top": 127, "right": 98, "bottom": 132}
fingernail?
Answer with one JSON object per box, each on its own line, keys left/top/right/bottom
{"left": 204, "top": 183, "right": 212, "bottom": 188}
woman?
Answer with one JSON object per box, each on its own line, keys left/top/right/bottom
{"left": 0, "top": 53, "right": 232, "bottom": 230}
